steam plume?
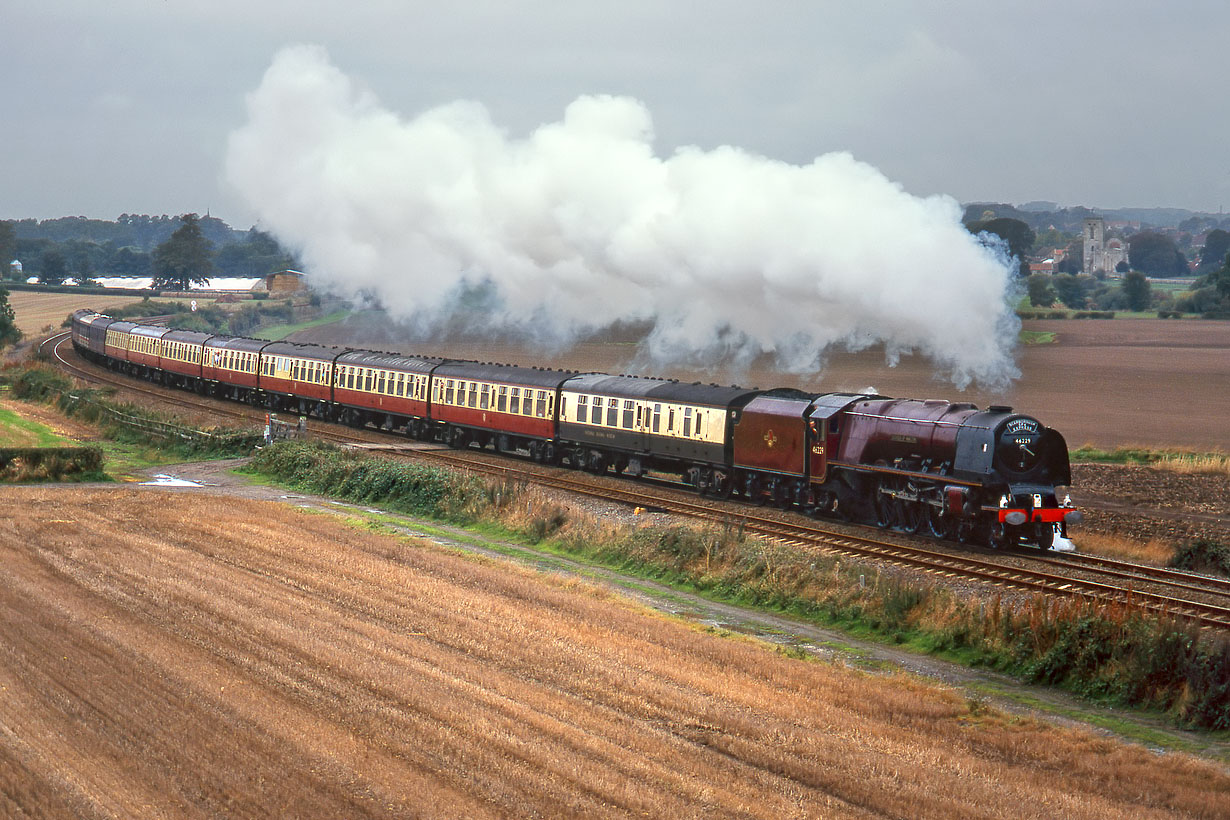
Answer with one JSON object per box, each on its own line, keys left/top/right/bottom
{"left": 226, "top": 45, "right": 1020, "bottom": 388}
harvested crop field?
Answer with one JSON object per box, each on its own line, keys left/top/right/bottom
{"left": 1, "top": 487, "right": 1226, "bottom": 818}
{"left": 293, "top": 314, "right": 1230, "bottom": 451}
{"left": 5, "top": 292, "right": 139, "bottom": 337}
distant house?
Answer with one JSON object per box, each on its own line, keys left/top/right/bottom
{"left": 9, "top": 260, "right": 21, "bottom": 278}
{"left": 255, "top": 269, "right": 307, "bottom": 295}
{"left": 1029, "top": 260, "right": 1055, "bottom": 275}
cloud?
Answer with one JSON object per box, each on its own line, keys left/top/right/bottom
{"left": 227, "top": 45, "right": 1021, "bottom": 388}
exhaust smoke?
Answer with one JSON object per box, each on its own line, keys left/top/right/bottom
{"left": 226, "top": 45, "right": 1021, "bottom": 389}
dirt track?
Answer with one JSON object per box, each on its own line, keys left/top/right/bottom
{"left": 3, "top": 487, "right": 1227, "bottom": 818}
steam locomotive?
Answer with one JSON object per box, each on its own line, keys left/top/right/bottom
{"left": 71, "top": 309, "right": 1078, "bottom": 549}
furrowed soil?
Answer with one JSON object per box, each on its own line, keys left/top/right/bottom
{"left": 4, "top": 487, "right": 1228, "bottom": 819}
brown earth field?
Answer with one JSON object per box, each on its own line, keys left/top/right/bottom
{"left": 289, "top": 313, "right": 1230, "bottom": 452}
{"left": 2, "top": 486, "right": 1228, "bottom": 819}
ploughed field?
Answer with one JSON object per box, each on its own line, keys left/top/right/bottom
{"left": 293, "top": 314, "right": 1230, "bottom": 451}
{"left": 3, "top": 488, "right": 1227, "bottom": 818}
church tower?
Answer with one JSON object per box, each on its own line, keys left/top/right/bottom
{"left": 1083, "top": 217, "right": 1105, "bottom": 274}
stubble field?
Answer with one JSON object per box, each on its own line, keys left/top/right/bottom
{"left": 2, "top": 487, "right": 1226, "bottom": 818}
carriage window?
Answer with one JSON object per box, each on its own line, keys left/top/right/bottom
{"left": 623, "top": 400, "right": 634, "bottom": 429}
{"left": 446, "top": 380, "right": 455, "bottom": 404}
{"left": 696, "top": 411, "right": 705, "bottom": 437}
{"left": 653, "top": 404, "right": 662, "bottom": 433}
{"left": 576, "top": 395, "right": 587, "bottom": 422}
{"left": 536, "top": 391, "right": 547, "bottom": 417}
{"left": 378, "top": 371, "right": 386, "bottom": 393}
{"left": 683, "top": 407, "right": 692, "bottom": 438}
{"left": 607, "top": 398, "right": 618, "bottom": 427}
{"left": 480, "top": 384, "right": 490, "bottom": 409}
{"left": 510, "top": 387, "right": 520, "bottom": 415}
{"left": 497, "top": 385, "right": 507, "bottom": 412}
{"left": 345, "top": 369, "right": 354, "bottom": 389}
{"left": 668, "top": 408, "right": 675, "bottom": 432}
{"left": 591, "top": 397, "right": 603, "bottom": 425}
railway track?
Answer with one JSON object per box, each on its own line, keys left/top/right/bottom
{"left": 42, "top": 331, "right": 1230, "bottom": 631}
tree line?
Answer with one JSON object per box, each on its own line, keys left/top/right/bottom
{"left": 1, "top": 214, "right": 298, "bottom": 289}
{"left": 966, "top": 215, "right": 1230, "bottom": 316}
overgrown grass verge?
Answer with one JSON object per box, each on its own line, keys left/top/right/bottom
{"left": 248, "top": 439, "right": 1230, "bottom": 732}
{"left": 1072, "top": 445, "right": 1230, "bottom": 476}
{"left": 3, "top": 363, "right": 259, "bottom": 464}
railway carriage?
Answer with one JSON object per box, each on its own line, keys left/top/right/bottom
{"left": 558, "top": 374, "right": 760, "bottom": 482}
{"left": 203, "top": 336, "right": 269, "bottom": 402}
{"left": 69, "top": 309, "right": 113, "bottom": 361}
{"left": 333, "top": 350, "right": 445, "bottom": 435}
{"left": 158, "top": 329, "right": 212, "bottom": 389}
{"left": 127, "top": 325, "right": 169, "bottom": 376}
{"left": 103, "top": 320, "right": 138, "bottom": 367}
{"left": 430, "top": 361, "right": 573, "bottom": 454}
{"left": 257, "top": 341, "right": 340, "bottom": 418}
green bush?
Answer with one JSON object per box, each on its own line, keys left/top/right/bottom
{"left": 0, "top": 446, "right": 103, "bottom": 481}
{"left": 9, "top": 365, "right": 72, "bottom": 400}
{"left": 1169, "top": 539, "right": 1230, "bottom": 577}
{"left": 248, "top": 439, "right": 485, "bottom": 520}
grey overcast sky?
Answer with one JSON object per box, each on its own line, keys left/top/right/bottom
{"left": 4, "top": 1, "right": 1229, "bottom": 228}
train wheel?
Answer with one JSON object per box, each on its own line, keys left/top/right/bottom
{"left": 900, "top": 502, "right": 923, "bottom": 535}
{"left": 745, "top": 475, "right": 765, "bottom": 506}
{"left": 925, "top": 507, "right": 952, "bottom": 539}
{"left": 987, "top": 522, "right": 1011, "bottom": 549}
{"left": 1034, "top": 523, "right": 1055, "bottom": 550}
{"left": 873, "top": 484, "right": 896, "bottom": 529}
{"left": 714, "top": 473, "right": 734, "bottom": 500}
{"left": 955, "top": 520, "right": 974, "bottom": 544}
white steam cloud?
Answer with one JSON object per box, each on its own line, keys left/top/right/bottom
{"left": 226, "top": 45, "right": 1020, "bottom": 388}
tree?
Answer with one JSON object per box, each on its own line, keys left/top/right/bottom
{"left": 151, "top": 214, "right": 214, "bottom": 291}
{"left": 0, "top": 221, "right": 15, "bottom": 279}
{"left": 1027, "top": 273, "right": 1056, "bottom": 307}
{"left": 968, "top": 217, "right": 1036, "bottom": 276}
{"left": 1056, "top": 239, "right": 1083, "bottom": 274}
{"left": 1198, "top": 229, "right": 1230, "bottom": 274}
{"left": 1050, "top": 273, "right": 1094, "bottom": 309}
{"left": 0, "top": 286, "right": 18, "bottom": 348}
{"left": 213, "top": 229, "right": 297, "bottom": 277}
{"left": 1122, "top": 271, "right": 1152, "bottom": 311}
{"left": 38, "top": 249, "right": 69, "bottom": 285}
{"left": 1128, "top": 232, "right": 1188, "bottom": 277}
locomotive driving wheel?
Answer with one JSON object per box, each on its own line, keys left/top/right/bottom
{"left": 925, "top": 505, "right": 952, "bottom": 539}
{"left": 900, "top": 500, "right": 924, "bottom": 535}
{"left": 873, "top": 482, "right": 897, "bottom": 529}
